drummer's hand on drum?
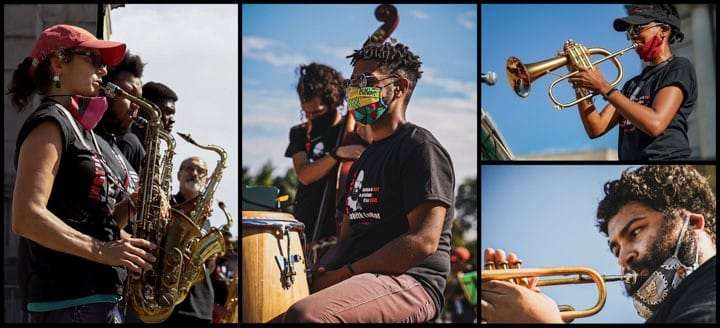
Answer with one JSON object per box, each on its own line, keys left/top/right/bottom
{"left": 481, "top": 248, "right": 562, "bottom": 323}
{"left": 94, "top": 237, "right": 158, "bottom": 274}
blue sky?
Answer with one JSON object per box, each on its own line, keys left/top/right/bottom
{"left": 242, "top": 4, "right": 478, "bottom": 181}
{"left": 481, "top": 4, "right": 645, "bottom": 156}
{"left": 481, "top": 165, "right": 645, "bottom": 323}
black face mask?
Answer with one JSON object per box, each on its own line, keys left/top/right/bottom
{"left": 310, "top": 108, "right": 335, "bottom": 133}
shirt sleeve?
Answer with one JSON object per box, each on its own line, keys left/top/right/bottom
{"left": 657, "top": 60, "right": 697, "bottom": 108}
{"left": 400, "top": 142, "right": 455, "bottom": 216}
{"left": 284, "top": 126, "right": 307, "bottom": 158}
{"left": 14, "top": 106, "right": 73, "bottom": 169}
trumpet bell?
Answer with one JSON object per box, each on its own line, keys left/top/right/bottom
{"left": 506, "top": 55, "right": 568, "bottom": 98}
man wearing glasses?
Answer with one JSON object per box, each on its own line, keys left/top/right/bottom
{"left": 569, "top": 4, "right": 697, "bottom": 160}
{"left": 280, "top": 40, "right": 455, "bottom": 323}
{"left": 163, "top": 157, "right": 216, "bottom": 324}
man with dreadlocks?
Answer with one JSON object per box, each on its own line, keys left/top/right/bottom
{"left": 280, "top": 41, "right": 455, "bottom": 323}
{"left": 284, "top": 63, "right": 366, "bottom": 248}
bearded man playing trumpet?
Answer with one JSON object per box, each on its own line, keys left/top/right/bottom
{"left": 481, "top": 166, "right": 716, "bottom": 323}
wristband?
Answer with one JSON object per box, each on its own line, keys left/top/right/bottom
{"left": 602, "top": 87, "right": 617, "bottom": 100}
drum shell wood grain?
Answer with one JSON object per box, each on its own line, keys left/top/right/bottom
{"left": 242, "top": 211, "right": 309, "bottom": 323}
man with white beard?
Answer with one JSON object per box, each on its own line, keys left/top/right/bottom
{"left": 164, "top": 156, "right": 216, "bottom": 324}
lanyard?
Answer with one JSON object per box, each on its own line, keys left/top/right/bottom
{"left": 54, "top": 104, "right": 133, "bottom": 198}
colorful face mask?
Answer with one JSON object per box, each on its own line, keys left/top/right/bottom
{"left": 66, "top": 95, "right": 108, "bottom": 130}
{"left": 347, "top": 86, "right": 390, "bottom": 125}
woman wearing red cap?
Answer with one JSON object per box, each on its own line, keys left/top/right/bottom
{"left": 7, "top": 24, "right": 157, "bottom": 323}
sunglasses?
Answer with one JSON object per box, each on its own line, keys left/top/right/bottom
{"left": 67, "top": 50, "right": 106, "bottom": 69}
{"left": 626, "top": 23, "right": 665, "bottom": 40}
{"left": 342, "top": 74, "right": 399, "bottom": 89}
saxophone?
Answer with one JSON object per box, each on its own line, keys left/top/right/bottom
{"left": 101, "top": 82, "right": 183, "bottom": 322}
{"left": 220, "top": 271, "right": 239, "bottom": 323}
{"left": 217, "top": 201, "right": 237, "bottom": 323}
{"left": 170, "top": 132, "right": 228, "bottom": 302}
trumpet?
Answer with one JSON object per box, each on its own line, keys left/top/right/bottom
{"left": 506, "top": 40, "right": 638, "bottom": 109}
{"left": 482, "top": 265, "right": 637, "bottom": 321}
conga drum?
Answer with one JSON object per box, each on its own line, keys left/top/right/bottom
{"left": 242, "top": 211, "right": 310, "bottom": 323}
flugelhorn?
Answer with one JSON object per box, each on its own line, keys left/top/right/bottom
{"left": 506, "top": 40, "right": 637, "bottom": 109}
{"left": 482, "top": 264, "right": 637, "bottom": 321}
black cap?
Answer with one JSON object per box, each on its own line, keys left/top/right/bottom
{"left": 613, "top": 5, "right": 681, "bottom": 32}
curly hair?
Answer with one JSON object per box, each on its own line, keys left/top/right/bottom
{"left": 295, "top": 62, "right": 345, "bottom": 110}
{"left": 596, "top": 165, "right": 716, "bottom": 245}
{"left": 346, "top": 42, "right": 423, "bottom": 103}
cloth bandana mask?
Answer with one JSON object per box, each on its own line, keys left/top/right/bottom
{"left": 347, "top": 86, "right": 389, "bottom": 125}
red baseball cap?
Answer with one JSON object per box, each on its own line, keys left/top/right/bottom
{"left": 29, "top": 24, "right": 126, "bottom": 77}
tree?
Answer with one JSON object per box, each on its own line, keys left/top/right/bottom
{"left": 242, "top": 161, "right": 299, "bottom": 212}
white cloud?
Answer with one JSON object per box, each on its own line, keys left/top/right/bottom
{"left": 413, "top": 11, "right": 429, "bottom": 19}
{"left": 458, "top": 11, "right": 477, "bottom": 30}
{"left": 421, "top": 67, "right": 478, "bottom": 102}
{"left": 242, "top": 35, "right": 309, "bottom": 67}
{"left": 316, "top": 44, "right": 355, "bottom": 61}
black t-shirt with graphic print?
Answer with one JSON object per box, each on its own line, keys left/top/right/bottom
{"left": 284, "top": 116, "right": 359, "bottom": 241}
{"left": 330, "top": 122, "right": 456, "bottom": 321}
{"left": 618, "top": 56, "right": 697, "bottom": 160}
{"left": 14, "top": 99, "right": 137, "bottom": 305}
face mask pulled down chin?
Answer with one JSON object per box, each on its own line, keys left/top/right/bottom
{"left": 635, "top": 34, "right": 664, "bottom": 62}
{"left": 631, "top": 214, "right": 699, "bottom": 319}
{"left": 66, "top": 95, "right": 108, "bottom": 130}
{"left": 347, "top": 86, "right": 393, "bottom": 125}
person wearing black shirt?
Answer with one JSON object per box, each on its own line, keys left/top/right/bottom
{"left": 482, "top": 166, "right": 715, "bottom": 323}
{"left": 97, "top": 51, "right": 145, "bottom": 191}
{"left": 8, "top": 24, "right": 158, "bottom": 323}
{"left": 281, "top": 41, "right": 455, "bottom": 323}
{"left": 284, "top": 62, "right": 366, "bottom": 258}
{"left": 570, "top": 5, "right": 697, "bottom": 160}
{"left": 164, "top": 157, "right": 216, "bottom": 324}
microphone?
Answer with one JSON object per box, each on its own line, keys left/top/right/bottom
{"left": 481, "top": 71, "right": 497, "bottom": 86}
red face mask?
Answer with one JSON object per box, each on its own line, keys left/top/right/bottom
{"left": 635, "top": 33, "right": 664, "bottom": 62}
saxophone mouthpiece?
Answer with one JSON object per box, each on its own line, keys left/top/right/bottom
{"left": 100, "top": 81, "right": 122, "bottom": 99}
{"left": 134, "top": 116, "right": 149, "bottom": 129}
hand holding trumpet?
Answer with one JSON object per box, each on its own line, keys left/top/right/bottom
{"left": 568, "top": 67, "right": 613, "bottom": 96}
{"left": 480, "top": 248, "right": 564, "bottom": 324}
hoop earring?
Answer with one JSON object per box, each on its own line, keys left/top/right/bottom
{"left": 53, "top": 75, "right": 61, "bottom": 89}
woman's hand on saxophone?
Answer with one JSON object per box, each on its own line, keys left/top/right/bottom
{"left": 94, "top": 237, "right": 158, "bottom": 273}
